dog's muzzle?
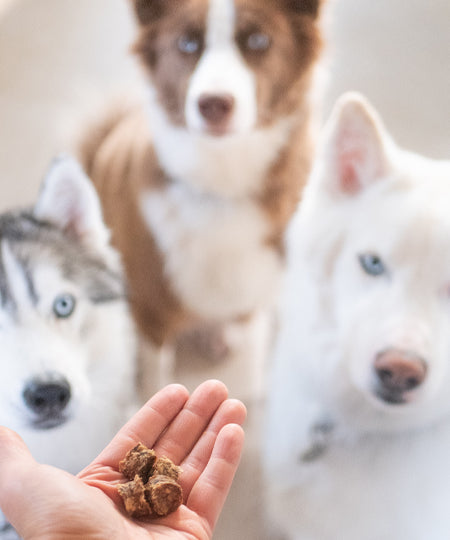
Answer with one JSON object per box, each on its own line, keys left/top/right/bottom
{"left": 22, "top": 374, "right": 71, "bottom": 429}
{"left": 373, "top": 348, "right": 427, "bottom": 405}
{"left": 197, "top": 93, "right": 235, "bottom": 136}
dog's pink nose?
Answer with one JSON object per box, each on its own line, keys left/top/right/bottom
{"left": 374, "top": 349, "right": 427, "bottom": 400}
{"left": 198, "top": 93, "right": 235, "bottom": 126}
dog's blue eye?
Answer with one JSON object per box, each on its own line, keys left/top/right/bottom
{"left": 53, "top": 294, "right": 76, "bottom": 318}
{"left": 246, "top": 32, "right": 271, "bottom": 52}
{"left": 178, "top": 35, "right": 201, "bottom": 54}
{"left": 358, "top": 254, "right": 386, "bottom": 276}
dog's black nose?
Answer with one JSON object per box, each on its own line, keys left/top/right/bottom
{"left": 198, "top": 93, "right": 235, "bottom": 127}
{"left": 374, "top": 349, "right": 427, "bottom": 403}
{"left": 23, "top": 376, "right": 71, "bottom": 418}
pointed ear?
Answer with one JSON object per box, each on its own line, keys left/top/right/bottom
{"left": 318, "top": 92, "right": 391, "bottom": 196}
{"left": 129, "top": 0, "right": 165, "bottom": 25}
{"left": 33, "top": 155, "right": 110, "bottom": 247}
{"left": 284, "top": 0, "right": 323, "bottom": 17}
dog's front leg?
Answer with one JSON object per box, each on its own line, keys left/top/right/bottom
{"left": 136, "top": 338, "right": 176, "bottom": 402}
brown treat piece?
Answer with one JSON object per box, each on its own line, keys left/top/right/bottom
{"left": 153, "top": 456, "right": 182, "bottom": 481}
{"left": 146, "top": 475, "right": 183, "bottom": 516}
{"left": 117, "top": 443, "right": 183, "bottom": 519}
{"left": 117, "top": 475, "right": 153, "bottom": 518}
{"left": 119, "top": 443, "right": 157, "bottom": 482}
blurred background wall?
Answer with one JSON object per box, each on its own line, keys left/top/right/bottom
{"left": 0, "top": 0, "right": 449, "bottom": 212}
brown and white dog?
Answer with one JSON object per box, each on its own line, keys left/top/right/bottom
{"left": 77, "top": 0, "right": 326, "bottom": 398}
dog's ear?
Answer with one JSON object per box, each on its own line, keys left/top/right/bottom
{"left": 283, "top": 0, "right": 323, "bottom": 17}
{"left": 317, "top": 92, "right": 392, "bottom": 197}
{"left": 129, "top": 0, "right": 165, "bottom": 25}
{"left": 33, "top": 155, "right": 110, "bottom": 247}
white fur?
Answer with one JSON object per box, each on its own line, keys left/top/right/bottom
{"left": 0, "top": 262, "right": 135, "bottom": 469}
{"left": 34, "top": 155, "right": 111, "bottom": 253}
{"left": 185, "top": 0, "right": 257, "bottom": 136}
{"left": 1, "top": 242, "right": 33, "bottom": 312}
{"left": 141, "top": 183, "right": 282, "bottom": 319}
{"left": 205, "top": 0, "right": 235, "bottom": 48}
{"left": 147, "top": 85, "right": 293, "bottom": 198}
{"left": 264, "top": 93, "right": 450, "bottom": 539}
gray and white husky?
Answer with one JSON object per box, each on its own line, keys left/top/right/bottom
{"left": 0, "top": 156, "right": 137, "bottom": 538}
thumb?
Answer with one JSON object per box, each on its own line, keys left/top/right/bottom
{"left": 0, "top": 427, "right": 39, "bottom": 530}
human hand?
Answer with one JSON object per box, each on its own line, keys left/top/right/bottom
{"left": 0, "top": 380, "right": 246, "bottom": 540}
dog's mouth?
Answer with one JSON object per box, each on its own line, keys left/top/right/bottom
{"left": 205, "top": 120, "right": 238, "bottom": 137}
{"left": 192, "top": 123, "right": 234, "bottom": 138}
{"left": 374, "top": 389, "right": 407, "bottom": 405}
{"left": 30, "top": 414, "right": 69, "bottom": 430}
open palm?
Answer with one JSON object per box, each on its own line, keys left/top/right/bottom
{"left": 0, "top": 380, "right": 246, "bottom": 540}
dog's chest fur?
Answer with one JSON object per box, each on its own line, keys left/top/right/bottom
{"left": 141, "top": 181, "right": 283, "bottom": 320}
{"left": 271, "top": 422, "right": 450, "bottom": 540}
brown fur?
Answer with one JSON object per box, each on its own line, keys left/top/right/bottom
{"left": 77, "top": 0, "right": 325, "bottom": 349}
{"left": 79, "top": 107, "right": 191, "bottom": 346}
{"left": 235, "top": 0, "right": 322, "bottom": 125}
{"left": 261, "top": 114, "right": 316, "bottom": 252}
{"left": 132, "top": 0, "right": 209, "bottom": 125}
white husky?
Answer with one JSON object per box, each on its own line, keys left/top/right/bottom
{"left": 0, "top": 157, "right": 136, "bottom": 538}
{"left": 264, "top": 93, "right": 450, "bottom": 540}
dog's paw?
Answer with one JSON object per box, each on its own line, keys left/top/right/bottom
{"left": 176, "top": 324, "right": 231, "bottom": 363}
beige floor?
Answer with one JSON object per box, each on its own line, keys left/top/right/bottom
{"left": 1, "top": 1, "right": 450, "bottom": 538}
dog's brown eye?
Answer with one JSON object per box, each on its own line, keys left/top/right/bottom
{"left": 177, "top": 34, "right": 202, "bottom": 54}
{"left": 246, "top": 32, "right": 271, "bottom": 52}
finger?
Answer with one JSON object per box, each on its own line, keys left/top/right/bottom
{"left": 187, "top": 423, "right": 245, "bottom": 534}
{"left": 0, "top": 428, "right": 42, "bottom": 532}
{"left": 92, "top": 383, "right": 190, "bottom": 469}
{"left": 153, "top": 379, "right": 229, "bottom": 465}
{"left": 179, "top": 398, "right": 246, "bottom": 498}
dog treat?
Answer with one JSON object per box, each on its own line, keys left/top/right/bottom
{"left": 119, "top": 442, "right": 157, "bottom": 483}
{"left": 117, "top": 475, "right": 153, "bottom": 518}
{"left": 117, "top": 442, "right": 183, "bottom": 519}
{"left": 145, "top": 475, "right": 183, "bottom": 516}
{"left": 153, "top": 456, "right": 182, "bottom": 480}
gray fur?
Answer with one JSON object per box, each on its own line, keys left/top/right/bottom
{"left": 0, "top": 209, "right": 125, "bottom": 312}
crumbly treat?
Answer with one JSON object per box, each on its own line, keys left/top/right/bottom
{"left": 117, "top": 442, "right": 183, "bottom": 519}
{"left": 117, "top": 475, "right": 153, "bottom": 518}
{"left": 153, "top": 456, "right": 182, "bottom": 480}
{"left": 119, "top": 443, "right": 157, "bottom": 483}
{"left": 146, "top": 475, "right": 183, "bottom": 516}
